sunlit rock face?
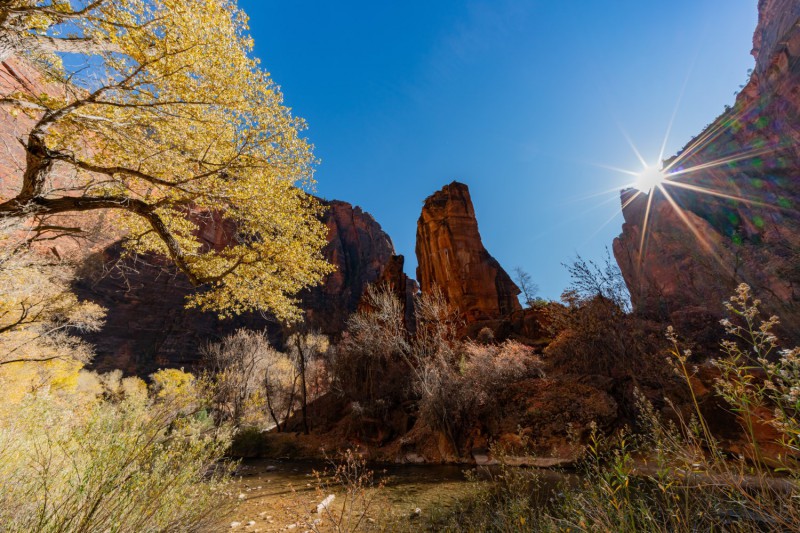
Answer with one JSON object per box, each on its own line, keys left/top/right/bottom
{"left": 614, "top": 0, "right": 800, "bottom": 344}
{"left": 416, "top": 181, "right": 521, "bottom": 322}
{"left": 0, "top": 57, "right": 46, "bottom": 200}
{"left": 0, "top": 56, "right": 117, "bottom": 258}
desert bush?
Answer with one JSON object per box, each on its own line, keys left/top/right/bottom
{"left": 563, "top": 248, "right": 631, "bottom": 312}
{"left": 542, "top": 251, "right": 668, "bottom": 381}
{"left": 331, "top": 285, "right": 411, "bottom": 413}
{"left": 296, "top": 449, "right": 387, "bottom": 532}
{"left": 204, "top": 328, "right": 285, "bottom": 428}
{"left": 0, "top": 222, "right": 106, "bottom": 369}
{"left": 0, "top": 370, "right": 233, "bottom": 533}
{"left": 544, "top": 294, "right": 667, "bottom": 378}
{"left": 204, "top": 328, "right": 312, "bottom": 432}
{"left": 334, "top": 286, "right": 545, "bottom": 454}
{"left": 416, "top": 339, "right": 544, "bottom": 453}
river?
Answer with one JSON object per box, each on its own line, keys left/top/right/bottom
{"left": 214, "top": 459, "right": 480, "bottom": 532}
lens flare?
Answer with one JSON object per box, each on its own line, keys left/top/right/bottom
{"left": 634, "top": 165, "right": 666, "bottom": 193}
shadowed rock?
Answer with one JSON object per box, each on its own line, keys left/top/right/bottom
{"left": 75, "top": 199, "right": 398, "bottom": 375}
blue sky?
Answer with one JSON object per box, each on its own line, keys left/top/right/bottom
{"left": 239, "top": 0, "right": 757, "bottom": 300}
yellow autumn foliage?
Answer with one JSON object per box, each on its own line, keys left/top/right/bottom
{"left": 1, "top": 0, "right": 334, "bottom": 320}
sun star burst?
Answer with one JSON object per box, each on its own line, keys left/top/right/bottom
{"left": 634, "top": 165, "right": 667, "bottom": 193}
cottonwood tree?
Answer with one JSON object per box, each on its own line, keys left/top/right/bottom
{"left": 0, "top": 0, "right": 332, "bottom": 320}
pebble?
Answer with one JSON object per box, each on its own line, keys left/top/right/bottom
{"left": 230, "top": 522, "right": 241, "bottom": 529}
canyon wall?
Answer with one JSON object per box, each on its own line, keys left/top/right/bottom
{"left": 298, "top": 200, "right": 395, "bottom": 334}
{"left": 614, "top": 0, "right": 800, "bottom": 343}
{"left": 416, "top": 181, "right": 521, "bottom": 322}
{"left": 0, "top": 57, "right": 116, "bottom": 257}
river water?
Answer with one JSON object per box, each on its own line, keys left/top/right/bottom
{"left": 215, "top": 459, "right": 479, "bottom": 532}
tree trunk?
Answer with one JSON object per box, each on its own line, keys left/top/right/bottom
{"left": 298, "top": 347, "right": 310, "bottom": 435}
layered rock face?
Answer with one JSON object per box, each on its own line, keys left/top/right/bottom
{"left": 416, "top": 181, "right": 521, "bottom": 322}
{"left": 614, "top": 1, "right": 800, "bottom": 343}
{"left": 300, "top": 200, "right": 395, "bottom": 334}
{"left": 77, "top": 199, "right": 397, "bottom": 375}
{"left": 74, "top": 246, "right": 275, "bottom": 376}
{"left": 0, "top": 57, "right": 46, "bottom": 200}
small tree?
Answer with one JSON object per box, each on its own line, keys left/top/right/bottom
{"left": 513, "top": 267, "right": 540, "bottom": 308}
{"left": 262, "top": 346, "right": 297, "bottom": 432}
{"left": 563, "top": 248, "right": 631, "bottom": 312}
{"left": 202, "top": 329, "right": 272, "bottom": 426}
{"left": 287, "top": 330, "right": 329, "bottom": 434}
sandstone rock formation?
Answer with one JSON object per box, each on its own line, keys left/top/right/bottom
{"left": 614, "top": 1, "right": 800, "bottom": 344}
{"left": 300, "top": 200, "right": 395, "bottom": 334}
{"left": 416, "top": 181, "right": 521, "bottom": 322}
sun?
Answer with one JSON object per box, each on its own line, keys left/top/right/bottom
{"left": 635, "top": 165, "right": 666, "bottom": 193}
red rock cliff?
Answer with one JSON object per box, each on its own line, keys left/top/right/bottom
{"left": 300, "top": 200, "right": 396, "bottom": 333}
{"left": 614, "top": 0, "right": 800, "bottom": 343}
{"left": 416, "top": 181, "right": 521, "bottom": 322}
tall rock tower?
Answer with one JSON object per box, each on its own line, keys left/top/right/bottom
{"left": 415, "top": 181, "right": 521, "bottom": 322}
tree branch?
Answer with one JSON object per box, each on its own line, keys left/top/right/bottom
{"left": 0, "top": 195, "right": 202, "bottom": 286}
{"left": 28, "top": 34, "right": 121, "bottom": 56}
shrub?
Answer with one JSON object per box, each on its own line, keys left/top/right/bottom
{"left": 416, "top": 340, "right": 544, "bottom": 452}
{"left": 334, "top": 286, "right": 545, "bottom": 454}
{"left": 204, "top": 328, "right": 299, "bottom": 430}
{"left": 0, "top": 221, "right": 106, "bottom": 368}
{"left": 0, "top": 372, "right": 233, "bottom": 532}
{"left": 331, "top": 285, "right": 411, "bottom": 414}
{"left": 544, "top": 293, "right": 668, "bottom": 382}
{"left": 296, "top": 449, "right": 387, "bottom": 532}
